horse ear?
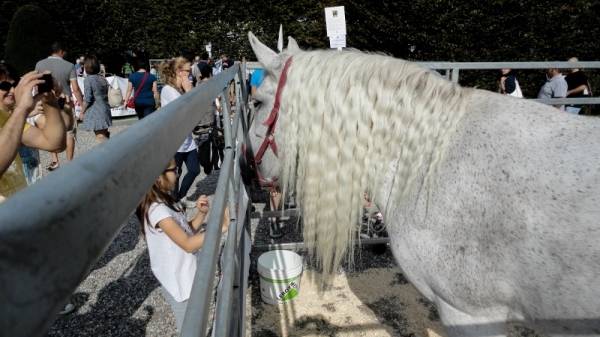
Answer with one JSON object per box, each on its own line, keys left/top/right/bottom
{"left": 248, "top": 31, "right": 278, "bottom": 68}
{"left": 287, "top": 36, "right": 301, "bottom": 53}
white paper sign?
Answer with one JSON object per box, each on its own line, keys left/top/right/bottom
{"left": 205, "top": 43, "right": 212, "bottom": 59}
{"left": 329, "top": 34, "right": 346, "bottom": 49}
{"left": 325, "top": 6, "right": 346, "bottom": 37}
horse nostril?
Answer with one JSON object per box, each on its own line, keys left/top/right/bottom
{"left": 239, "top": 153, "right": 258, "bottom": 186}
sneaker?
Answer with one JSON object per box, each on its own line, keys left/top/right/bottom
{"left": 181, "top": 198, "right": 196, "bottom": 209}
{"left": 59, "top": 303, "right": 75, "bottom": 315}
{"left": 47, "top": 162, "right": 59, "bottom": 171}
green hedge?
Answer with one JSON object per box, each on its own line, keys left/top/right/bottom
{"left": 2, "top": 0, "right": 598, "bottom": 83}
{"left": 4, "top": 4, "right": 58, "bottom": 77}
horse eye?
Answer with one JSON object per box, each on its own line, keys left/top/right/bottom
{"left": 253, "top": 100, "right": 262, "bottom": 108}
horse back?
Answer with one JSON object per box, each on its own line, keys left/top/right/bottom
{"left": 388, "top": 89, "right": 600, "bottom": 325}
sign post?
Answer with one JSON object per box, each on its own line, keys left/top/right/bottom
{"left": 205, "top": 42, "right": 212, "bottom": 59}
{"left": 324, "top": 6, "right": 346, "bottom": 50}
{"left": 277, "top": 24, "right": 283, "bottom": 52}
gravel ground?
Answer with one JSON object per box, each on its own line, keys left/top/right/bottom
{"left": 44, "top": 117, "right": 181, "bottom": 337}
{"left": 42, "top": 117, "right": 541, "bottom": 337}
{"left": 44, "top": 117, "right": 237, "bottom": 337}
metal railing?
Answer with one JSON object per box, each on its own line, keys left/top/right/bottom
{"left": 246, "top": 60, "right": 600, "bottom": 107}
{"left": 181, "top": 63, "right": 251, "bottom": 337}
{"left": 419, "top": 61, "right": 600, "bottom": 106}
{"left": 0, "top": 63, "right": 251, "bottom": 337}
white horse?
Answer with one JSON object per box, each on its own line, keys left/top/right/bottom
{"left": 245, "top": 32, "right": 600, "bottom": 337}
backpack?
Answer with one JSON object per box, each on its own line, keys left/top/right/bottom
{"left": 108, "top": 78, "right": 123, "bottom": 108}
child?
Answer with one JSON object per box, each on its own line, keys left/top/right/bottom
{"left": 136, "top": 159, "right": 229, "bottom": 332}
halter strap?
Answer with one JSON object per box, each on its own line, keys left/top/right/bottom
{"left": 254, "top": 57, "right": 293, "bottom": 169}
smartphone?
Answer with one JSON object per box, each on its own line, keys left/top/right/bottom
{"left": 37, "top": 74, "right": 53, "bottom": 93}
{"left": 57, "top": 96, "right": 66, "bottom": 110}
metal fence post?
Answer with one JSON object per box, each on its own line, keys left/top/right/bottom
{"left": 451, "top": 68, "right": 460, "bottom": 83}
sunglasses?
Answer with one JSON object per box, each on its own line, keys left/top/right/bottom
{"left": 163, "top": 166, "right": 178, "bottom": 173}
{"left": 0, "top": 81, "right": 16, "bottom": 92}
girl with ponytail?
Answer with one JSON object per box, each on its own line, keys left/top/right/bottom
{"left": 136, "top": 159, "right": 229, "bottom": 332}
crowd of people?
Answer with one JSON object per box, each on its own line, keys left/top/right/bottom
{"left": 498, "top": 56, "right": 594, "bottom": 114}
{"left": 0, "top": 43, "right": 234, "bottom": 198}
{"left": 0, "top": 42, "right": 235, "bottom": 320}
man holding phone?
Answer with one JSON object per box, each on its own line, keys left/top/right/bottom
{"left": 35, "top": 41, "right": 83, "bottom": 170}
{"left": 0, "top": 71, "right": 66, "bottom": 199}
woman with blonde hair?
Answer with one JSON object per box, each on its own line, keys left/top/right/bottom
{"left": 160, "top": 57, "right": 199, "bottom": 208}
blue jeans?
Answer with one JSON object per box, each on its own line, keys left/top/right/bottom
{"left": 19, "top": 146, "right": 40, "bottom": 185}
{"left": 160, "top": 287, "right": 188, "bottom": 333}
{"left": 174, "top": 149, "right": 200, "bottom": 200}
{"left": 135, "top": 105, "right": 155, "bottom": 119}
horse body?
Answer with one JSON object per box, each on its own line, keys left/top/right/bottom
{"left": 383, "top": 89, "right": 600, "bottom": 336}
{"left": 247, "top": 32, "right": 600, "bottom": 336}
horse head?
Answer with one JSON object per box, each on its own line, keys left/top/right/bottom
{"left": 244, "top": 32, "right": 301, "bottom": 188}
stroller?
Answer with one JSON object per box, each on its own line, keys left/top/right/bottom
{"left": 194, "top": 113, "right": 225, "bottom": 175}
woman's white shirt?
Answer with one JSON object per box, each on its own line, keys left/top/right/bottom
{"left": 145, "top": 202, "right": 197, "bottom": 302}
{"left": 160, "top": 85, "right": 198, "bottom": 153}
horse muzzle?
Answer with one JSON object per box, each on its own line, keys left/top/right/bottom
{"left": 239, "top": 143, "right": 259, "bottom": 187}
{"left": 239, "top": 142, "right": 279, "bottom": 189}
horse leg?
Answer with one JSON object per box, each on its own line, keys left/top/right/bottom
{"left": 268, "top": 189, "right": 284, "bottom": 238}
{"left": 437, "top": 300, "right": 508, "bottom": 337}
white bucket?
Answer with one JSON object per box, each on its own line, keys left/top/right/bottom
{"left": 257, "top": 250, "right": 303, "bottom": 305}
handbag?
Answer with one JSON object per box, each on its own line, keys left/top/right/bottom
{"left": 108, "top": 78, "right": 123, "bottom": 108}
{"left": 580, "top": 80, "right": 595, "bottom": 115}
{"left": 127, "top": 72, "right": 149, "bottom": 109}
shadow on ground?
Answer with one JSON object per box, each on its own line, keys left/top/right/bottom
{"left": 47, "top": 251, "right": 159, "bottom": 337}
{"left": 91, "top": 214, "right": 140, "bottom": 272}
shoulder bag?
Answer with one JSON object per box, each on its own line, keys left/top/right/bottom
{"left": 127, "top": 72, "right": 149, "bottom": 109}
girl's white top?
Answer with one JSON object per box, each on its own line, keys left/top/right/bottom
{"left": 145, "top": 202, "right": 197, "bottom": 302}
{"left": 160, "top": 85, "right": 198, "bottom": 153}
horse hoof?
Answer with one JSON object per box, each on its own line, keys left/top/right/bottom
{"left": 269, "top": 219, "right": 284, "bottom": 239}
{"left": 370, "top": 244, "right": 388, "bottom": 255}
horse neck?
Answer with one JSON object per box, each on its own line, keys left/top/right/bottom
{"left": 276, "top": 51, "right": 471, "bottom": 276}
{"left": 314, "top": 56, "right": 471, "bottom": 208}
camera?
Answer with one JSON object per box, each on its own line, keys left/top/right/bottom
{"left": 57, "top": 96, "right": 66, "bottom": 110}
{"left": 37, "top": 73, "right": 53, "bottom": 93}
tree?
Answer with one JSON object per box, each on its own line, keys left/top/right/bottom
{"left": 1, "top": 0, "right": 598, "bottom": 90}
{"left": 4, "top": 4, "right": 58, "bottom": 76}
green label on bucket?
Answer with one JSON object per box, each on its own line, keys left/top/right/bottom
{"left": 281, "top": 287, "right": 299, "bottom": 301}
{"left": 260, "top": 275, "right": 300, "bottom": 284}
{"left": 278, "top": 281, "right": 299, "bottom": 302}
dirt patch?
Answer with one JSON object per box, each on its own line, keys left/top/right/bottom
{"left": 247, "top": 202, "right": 541, "bottom": 337}
{"left": 249, "top": 268, "right": 446, "bottom": 337}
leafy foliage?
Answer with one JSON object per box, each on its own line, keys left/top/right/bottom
{"left": 1, "top": 0, "right": 599, "bottom": 92}
{"left": 4, "top": 4, "right": 58, "bottom": 77}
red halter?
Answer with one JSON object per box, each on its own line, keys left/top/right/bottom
{"left": 252, "top": 57, "right": 293, "bottom": 186}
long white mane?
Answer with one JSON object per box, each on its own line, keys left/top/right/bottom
{"left": 271, "top": 49, "right": 472, "bottom": 275}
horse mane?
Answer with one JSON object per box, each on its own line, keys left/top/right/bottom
{"left": 276, "top": 49, "right": 472, "bottom": 275}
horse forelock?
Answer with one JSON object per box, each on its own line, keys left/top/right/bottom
{"left": 274, "top": 49, "right": 472, "bottom": 276}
